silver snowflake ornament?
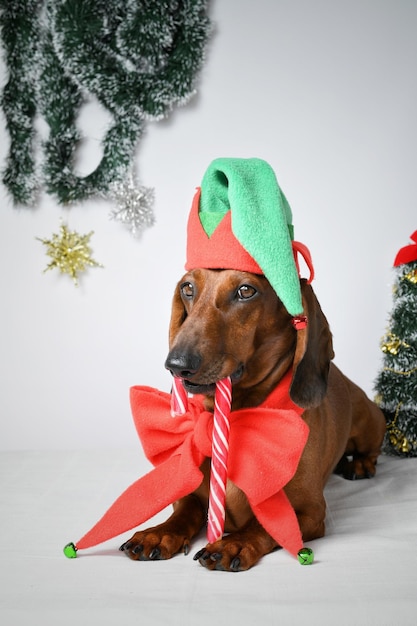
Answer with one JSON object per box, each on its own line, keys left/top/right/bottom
{"left": 109, "top": 178, "right": 155, "bottom": 236}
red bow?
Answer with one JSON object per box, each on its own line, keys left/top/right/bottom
{"left": 394, "top": 230, "right": 417, "bottom": 266}
{"left": 75, "top": 371, "right": 309, "bottom": 558}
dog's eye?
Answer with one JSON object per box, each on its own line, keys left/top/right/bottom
{"left": 180, "top": 282, "right": 194, "bottom": 299}
{"left": 237, "top": 284, "right": 257, "bottom": 300}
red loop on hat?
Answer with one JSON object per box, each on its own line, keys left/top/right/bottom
{"left": 292, "top": 315, "right": 308, "bottom": 330}
{"left": 292, "top": 241, "right": 314, "bottom": 284}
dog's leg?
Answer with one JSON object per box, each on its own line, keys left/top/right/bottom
{"left": 335, "top": 393, "right": 386, "bottom": 480}
{"left": 193, "top": 516, "right": 279, "bottom": 572}
{"left": 193, "top": 490, "right": 328, "bottom": 572}
{"left": 120, "top": 494, "right": 206, "bottom": 561}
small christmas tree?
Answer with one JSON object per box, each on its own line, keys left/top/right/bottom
{"left": 375, "top": 231, "right": 417, "bottom": 457}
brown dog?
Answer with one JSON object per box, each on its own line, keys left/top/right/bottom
{"left": 120, "top": 268, "right": 386, "bottom": 571}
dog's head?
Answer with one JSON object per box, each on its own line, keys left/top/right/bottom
{"left": 165, "top": 269, "right": 334, "bottom": 410}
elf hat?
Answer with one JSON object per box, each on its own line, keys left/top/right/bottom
{"left": 185, "top": 157, "right": 313, "bottom": 317}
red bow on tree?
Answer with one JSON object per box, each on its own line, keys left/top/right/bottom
{"left": 394, "top": 230, "right": 417, "bottom": 266}
{"left": 69, "top": 370, "right": 309, "bottom": 559}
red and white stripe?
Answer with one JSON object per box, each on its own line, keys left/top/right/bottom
{"left": 170, "top": 376, "right": 189, "bottom": 417}
{"left": 207, "top": 377, "right": 232, "bottom": 544}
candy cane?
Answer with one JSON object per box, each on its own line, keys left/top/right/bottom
{"left": 170, "top": 376, "right": 189, "bottom": 417}
{"left": 207, "top": 377, "right": 232, "bottom": 543}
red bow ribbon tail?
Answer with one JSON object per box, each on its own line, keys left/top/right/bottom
{"left": 74, "top": 453, "right": 203, "bottom": 552}
{"left": 71, "top": 387, "right": 206, "bottom": 553}
{"left": 252, "top": 491, "right": 303, "bottom": 557}
{"left": 226, "top": 404, "right": 309, "bottom": 558}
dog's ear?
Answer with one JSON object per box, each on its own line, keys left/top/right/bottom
{"left": 168, "top": 282, "right": 188, "bottom": 346}
{"left": 290, "top": 279, "right": 335, "bottom": 409}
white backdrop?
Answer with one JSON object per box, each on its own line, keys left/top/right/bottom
{"left": 1, "top": 0, "right": 416, "bottom": 451}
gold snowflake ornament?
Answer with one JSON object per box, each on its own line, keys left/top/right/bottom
{"left": 38, "top": 223, "right": 103, "bottom": 286}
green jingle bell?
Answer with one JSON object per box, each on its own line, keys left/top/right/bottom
{"left": 297, "top": 547, "right": 314, "bottom": 565}
{"left": 63, "top": 542, "right": 78, "bottom": 558}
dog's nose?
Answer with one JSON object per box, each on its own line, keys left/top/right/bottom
{"left": 165, "top": 351, "right": 202, "bottom": 379}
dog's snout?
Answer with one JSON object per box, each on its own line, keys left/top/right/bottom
{"left": 165, "top": 351, "right": 202, "bottom": 379}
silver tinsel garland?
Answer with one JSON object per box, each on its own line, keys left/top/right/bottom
{"left": 0, "top": 0, "right": 211, "bottom": 236}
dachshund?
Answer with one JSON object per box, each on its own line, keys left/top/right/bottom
{"left": 120, "top": 268, "right": 386, "bottom": 571}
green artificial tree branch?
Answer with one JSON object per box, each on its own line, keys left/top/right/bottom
{"left": 375, "top": 260, "right": 417, "bottom": 457}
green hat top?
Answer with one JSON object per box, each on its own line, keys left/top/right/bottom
{"left": 186, "top": 157, "right": 307, "bottom": 316}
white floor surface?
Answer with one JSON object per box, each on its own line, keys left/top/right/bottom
{"left": 1, "top": 450, "right": 416, "bottom": 625}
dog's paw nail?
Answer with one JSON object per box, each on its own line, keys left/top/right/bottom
{"left": 132, "top": 544, "right": 144, "bottom": 555}
{"left": 149, "top": 547, "right": 161, "bottom": 560}
{"left": 183, "top": 542, "right": 190, "bottom": 556}
{"left": 344, "top": 471, "right": 357, "bottom": 480}
{"left": 193, "top": 547, "right": 207, "bottom": 561}
{"left": 230, "top": 557, "right": 241, "bottom": 572}
{"left": 119, "top": 541, "right": 131, "bottom": 552}
{"left": 194, "top": 548, "right": 211, "bottom": 562}
{"left": 210, "top": 552, "right": 222, "bottom": 562}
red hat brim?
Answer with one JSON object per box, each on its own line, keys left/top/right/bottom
{"left": 185, "top": 188, "right": 263, "bottom": 274}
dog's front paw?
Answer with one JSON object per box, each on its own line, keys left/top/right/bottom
{"left": 120, "top": 528, "right": 190, "bottom": 561}
{"left": 193, "top": 538, "right": 262, "bottom": 572}
{"left": 335, "top": 454, "right": 378, "bottom": 480}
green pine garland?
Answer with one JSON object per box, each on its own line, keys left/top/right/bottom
{"left": 375, "top": 260, "right": 417, "bottom": 457}
{"left": 0, "top": 0, "right": 211, "bottom": 209}
{"left": 0, "top": 0, "right": 41, "bottom": 204}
